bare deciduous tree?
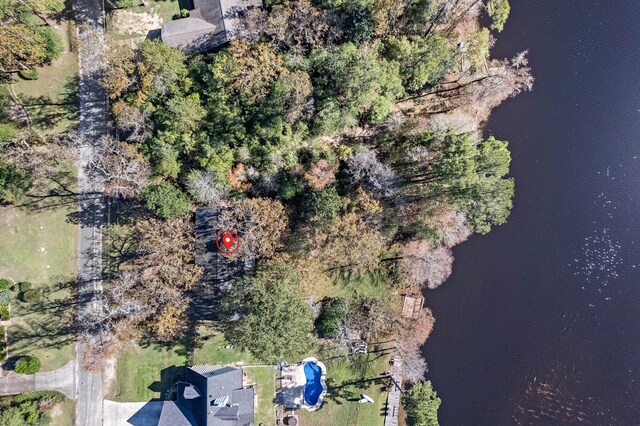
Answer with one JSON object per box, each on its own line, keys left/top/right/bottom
{"left": 396, "top": 339, "right": 428, "bottom": 384}
{"left": 112, "top": 101, "right": 151, "bottom": 143}
{"left": 304, "top": 159, "right": 336, "bottom": 190}
{"left": 346, "top": 147, "right": 398, "bottom": 196}
{"left": 186, "top": 170, "right": 226, "bottom": 206}
{"left": 72, "top": 134, "right": 150, "bottom": 198}
{"left": 401, "top": 241, "right": 454, "bottom": 289}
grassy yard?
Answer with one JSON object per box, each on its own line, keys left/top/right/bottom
{"left": 107, "top": 342, "right": 188, "bottom": 402}
{"left": 10, "top": 19, "right": 79, "bottom": 134}
{"left": 328, "top": 269, "right": 401, "bottom": 302}
{"left": 244, "top": 367, "right": 276, "bottom": 426}
{"left": 192, "top": 324, "right": 259, "bottom": 366}
{"left": 297, "top": 347, "right": 393, "bottom": 426}
{"left": 0, "top": 169, "right": 78, "bottom": 371}
{"left": 51, "top": 397, "right": 76, "bottom": 426}
{"left": 106, "top": 0, "right": 180, "bottom": 41}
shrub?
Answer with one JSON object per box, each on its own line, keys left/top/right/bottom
{"left": 143, "top": 182, "right": 192, "bottom": 219}
{"left": 0, "top": 391, "right": 65, "bottom": 424}
{"left": 0, "top": 304, "right": 8, "bottom": 321}
{"left": 21, "top": 289, "right": 41, "bottom": 304}
{"left": 0, "top": 279, "right": 11, "bottom": 290}
{"left": 300, "top": 186, "right": 342, "bottom": 221}
{"left": 15, "top": 356, "right": 41, "bottom": 374}
{"left": 18, "top": 68, "right": 39, "bottom": 80}
{"left": 34, "top": 27, "right": 64, "bottom": 62}
{"left": 0, "top": 164, "right": 31, "bottom": 203}
{"left": 317, "top": 298, "right": 348, "bottom": 338}
{"left": 0, "top": 291, "right": 11, "bottom": 305}
{"left": 18, "top": 282, "right": 32, "bottom": 292}
{"left": 113, "top": 0, "right": 139, "bottom": 7}
{"left": 0, "top": 124, "right": 16, "bottom": 142}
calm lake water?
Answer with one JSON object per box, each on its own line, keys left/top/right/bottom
{"left": 423, "top": 1, "right": 640, "bottom": 424}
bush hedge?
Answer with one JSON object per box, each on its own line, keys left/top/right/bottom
{"left": 18, "top": 68, "right": 39, "bottom": 80}
{"left": 317, "top": 298, "right": 348, "bottom": 338}
{"left": 0, "top": 391, "right": 65, "bottom": 425}
{"left": 21, "top": 289, "right": 41, "bottom": 304}
{"left": 15, "top": 356, "right": 41, "bottom": 374}
{"left": 0, "top": 279, "right": 11, "bottom": 291}
{"left": 18, "top": 282, "right": 32, "bottom": 292}
{"left": 0, "top": 124, "right": 16, "bottom": 143}
{"left": 0, "top": 291, "right": 11, "bottom": 305}
{"left": 0, "top": 304, "right": 8, "bottom": 321}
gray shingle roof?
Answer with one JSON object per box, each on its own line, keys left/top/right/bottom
{"left": 161, "top": 0, "right": 262, "bottom": 52}
{"left": 158, "top": 401, "right": 197, "bottom": 425}
{"left": 160, "top": 365, "right": 254, "bottom": 426}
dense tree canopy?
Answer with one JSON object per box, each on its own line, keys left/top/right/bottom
{"left": 143, "top": 182, "right": 192, "bottom": 219}
{"left": 222, "top": 260, "right": 314, "bottom": 361}
{"left": 94, "top": 0, "right": 529, "bottom": 380}
{"left": 0, "top": 1, "right": 64, "bottom": 73}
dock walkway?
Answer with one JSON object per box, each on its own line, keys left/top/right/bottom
{"left": 384, "top": 357, "right": 403, "bottom": 426}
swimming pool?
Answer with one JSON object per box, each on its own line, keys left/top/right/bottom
{"left": 302, "top": 357, "right": 327, "bottom": 410}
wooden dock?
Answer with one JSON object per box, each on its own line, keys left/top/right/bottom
{"left": 384, "top": 357, "right": 403, "bottom": 426}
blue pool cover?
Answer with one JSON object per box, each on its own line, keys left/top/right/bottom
{"left": 304, "top": 361, "right": 323, "bottom": 406}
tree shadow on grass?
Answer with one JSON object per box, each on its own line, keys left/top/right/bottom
{"left": 16, "top": 169, "right": 79, "bottom": 212}
{"left": 7, "top": 281, "right": 78, "bottom": 354}
{"left": 18, "top": 75, "right": 80, "bottom": 131}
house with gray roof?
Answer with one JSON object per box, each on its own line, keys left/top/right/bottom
{"left": 161, "top": 0, "right": 262, "bottom": 52}
{"left": 158, "top": 365, "right": 254, "bottom": 426}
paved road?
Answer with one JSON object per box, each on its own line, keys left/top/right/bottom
{"left": 74, "top": 0, "right": 108, "bottom": 423}
{"left": 0, "top": 362, "right": 76, "bottom": 398}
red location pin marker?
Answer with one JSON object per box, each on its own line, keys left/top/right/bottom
{"left": 222, "top": 233, "right": 234, "bottom": 250}
{"left": 216, "top": 229, "right": 240, "bottom": 254}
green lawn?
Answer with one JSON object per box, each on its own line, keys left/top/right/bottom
{"left": 192, "top": 324, "right": 259, "bottom": 366}
{"left": 0, "top": 169, "right": 78, "bottom": 371}
{"left": 106, "top": 0, "right": 180, "bottom": 41}
{"left": 244, "top": 367, "right": 276, "bottom": 426}
{"left": 10, "top": 19, "right": 79, "bottom": 134}
{"left": 107, "top": 342, "right": 188, "bottom": 402}
{"left": 51, "top": 397, "right": 76, "bottom": 426}
{"left": 328, "top": 269, "right": 401, "bottom": 302}
{"left": 297, "top": 347, "right": 392, "bottom": 426}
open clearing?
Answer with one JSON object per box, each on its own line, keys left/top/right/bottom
{"left": 107, "top": 342, "right": 187, "bottom": 402}
{"left": 0, "top": 169, "right": 78, "bottom": 371}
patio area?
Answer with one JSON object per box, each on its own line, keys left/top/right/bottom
{"left": 277, "top": 358, "right": 327, "bottom": 411}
